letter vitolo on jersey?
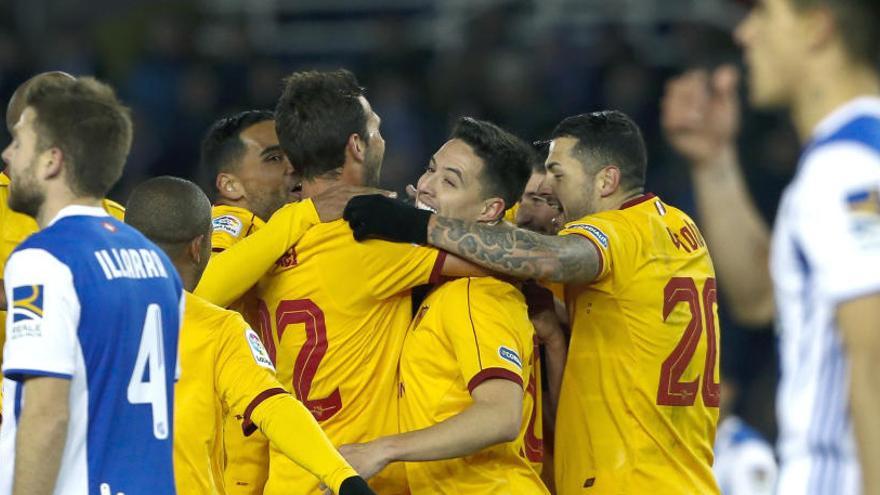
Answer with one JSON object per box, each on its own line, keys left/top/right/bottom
{"left": 94, "top": 248, "right": 170, "bottom": 281}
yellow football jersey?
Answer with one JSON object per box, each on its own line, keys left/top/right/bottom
{"left": 504, "top": 202, "right": 520, "bottom": 224}
{"left": 257, "top": 219, "right": 444, "bottom": 495}
{"left": 208, "top": 204, "right": 271, "bottom": 494}
{"left": 400, "top": 277, "right": 547, "bottom": 494}
{"left": 175, "top": 292, "right": 357, "bottom": 495}
{"left": 522, "top": 336, "right": 544, "bottom": 476}
{"left": 554, "top": 194, "right": 720, "bottom": 494}
{"left": 0, "top": 172, "right": 123, "bottom": 421}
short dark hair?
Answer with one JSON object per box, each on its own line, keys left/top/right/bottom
{"left": 531, "top": 140, "right": 550, "bottom": 174}
{"left": 792, "top": 0, "right": 880, "bottom": 64}
{"left": 275, "top": 69, "right": 367, "bottom": 180}
{"left": 26, "top": 76, "right": 132, "bottom": 198}
{"left": 200, "top": 110, "right": 274, "bottom": 183}
{"left": 126, "top": 176, "right": 212, "bottom": 247}
{"left": 551, "top": 110, "right": 647, "bottom": 190}
{"left": 450, "top": 117, "right": 533, "bottom": 209}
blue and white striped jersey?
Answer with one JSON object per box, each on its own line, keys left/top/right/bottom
{"left": 771, "top": 97, "right": 880, "bottom": 495}
{"left": 0, "top": 205, "right": 183, "bottom": 495}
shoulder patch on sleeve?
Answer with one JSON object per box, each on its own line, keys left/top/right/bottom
{"left": 245, "top": 328, "right": 275, "bottom": 371}
{"left": 212, "top": 215, "right": 243, "bottom": 238}
{"left": 845, "top": 186, "right": 880, "bottom": 249}
{"left": 10, "top": 284, "right": 44, "bottom": 338}
{"left": 498, "top": 345, "right": 523, "bottom": 369}
{"left": 566, "top": 223, "right": 609, "bottom": 248}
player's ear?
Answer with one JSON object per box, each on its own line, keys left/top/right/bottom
{"left": 478, "top": 197, "right": 507, "bottom": 224}
{"left": 189, "top": 234, "right": 207, "bottom": 266}
{"left": 217, "top": 173, "right": 244, "bottom": 201}
{"left": 347, "top": 133, "right": 366, "bottom": 163}
{"left": 597, "top": 165, "right": 621, "bottom": 198}
{"left": 40, "top": 147, "right": 64, "bottom": 180}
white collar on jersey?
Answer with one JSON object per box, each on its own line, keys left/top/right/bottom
{"left": 812, "top": 95, "right": 880, "bottom": 141}
{"left": 48, "top": 204, "right": 110, "bottom": 226}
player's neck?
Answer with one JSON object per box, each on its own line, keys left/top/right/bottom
{"left": 791, "top": 60, "right": 880, "bottom": 142}
{"left": 213, "top": 197, "right": 252, "bottom": 214}
{"left": 37, "top": 189, "right": 102, "bottom": 228}
{"left": 301, "top": 174, "right": 362, "bottom": 199}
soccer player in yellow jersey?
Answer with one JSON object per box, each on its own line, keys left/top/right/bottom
{"left": 199, "top": 109, "right": 299, "bottom": 492}
{"left": 124, "top": 176, "right": 375, "bottom": 495}
{"left": 0, "top": 72, "right": 123, "bottom": 422}
{"left": 197, "top": 70, "right": 476, "bottom": 495}
{"left": 336, "top": 117, "right": 547, "bottom": 494}
{"left": 345, "top": 110, "right": 722, "bottom": 494}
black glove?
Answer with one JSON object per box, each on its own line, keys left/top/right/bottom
{"left": 343, "top": 194, "right": 432, "bottom": 244}
{"left": 338, "top": 476, "right": 376, "bottom": 495}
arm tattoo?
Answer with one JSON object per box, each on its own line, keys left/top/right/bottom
{"left": 428, "top": 216, "right": 599, "bottom": 284}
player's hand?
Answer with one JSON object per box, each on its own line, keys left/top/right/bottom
{"left": 661, "top": 64, "right": 740, "bottom": 167}
{"left": 338, "top": 441, "right": 390, "bottom": 481}
{"left": 344, "top": 194, "right": 432, "bottom": 244}
{"left": 523, "top": 282, "right": 565, "bottom": 345}
{"left": 312, "top": 185, "right": 397, "bottom": 223}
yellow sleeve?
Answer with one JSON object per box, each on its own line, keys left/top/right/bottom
{"left": 210, "top": 208, "right": 256, "bottom": 253}
{"left": 222, "top": 412, "right": 269, "bottom": 495}
{"left": 361, "top": 239, "right": 445, "bottom": 300}
{"left": 558, "top": 217, "right": 620, "bottom": 282}
{"left": 216, "top": 316, "right": 356, "bottom": 493}
{"left": 443, "top": 278, "right": 532, "bottom": 392}
{"left": 101, "top": 198, "right": 125, "bottom": 221}
{"left": 249, "top": 394, "right": 358, "bottom": 494}
{"left": 195, "top": 200, "right": 320, "bottom": 307}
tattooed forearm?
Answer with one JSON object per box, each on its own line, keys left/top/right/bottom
{"left": 427, "top": 216, "right": 599, "bottom": 284}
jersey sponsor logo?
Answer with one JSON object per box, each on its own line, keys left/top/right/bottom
{"left": 212, "top": 214, "right": 243, "bottom": 238}
{"left": 245, "top": 328, "right": 275, "bottom": 371}
{"left": 10, "top": 285, "right": 44, "bottom": 338}
{"left": 498, "top": 345, "right": 523, "bottom": 369}
{"left": 567, "top": 223, "right": 609, "bottom": 248}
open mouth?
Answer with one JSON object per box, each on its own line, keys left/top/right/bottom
{"left": 415, "top": 199, "right": 437, "bottom": 214}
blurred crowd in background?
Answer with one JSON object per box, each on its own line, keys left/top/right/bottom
{"left": 0, "top": 0, "right": 802, "bottom": 442}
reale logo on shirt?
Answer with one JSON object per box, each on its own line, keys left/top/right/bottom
{"left": 10, "top": 285, "right": 44, "bottom": 338}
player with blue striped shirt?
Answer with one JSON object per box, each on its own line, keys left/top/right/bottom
{"left": 0, "top": 76, "right": 183, "bottom": 494}
{"left": 662, "top": 0, "right": 880, "bottom": 493}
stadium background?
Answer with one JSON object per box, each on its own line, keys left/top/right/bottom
{"left": 0, "top": 0, "right": 790, "bottom": 440}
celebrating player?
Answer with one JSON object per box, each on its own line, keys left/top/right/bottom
{"left": 124, "top": 176, "right": 375, "bottom": 495}
{"left": 344, "top": 110, "right": 722, "bottom": 494}
{"left": 195, "top": 69, "right": 477, "bottom": 494}
{"left": 337, "top": 117, "right": 548, "bottom": 494}
{"left": 662, "top": 0, "right": 880, "bottom": 492}
{"left": 199, "top": 109, "right": 298, "bottom": 492}
{"left": 0, "top": 77, "right": 182, "bottom": 494}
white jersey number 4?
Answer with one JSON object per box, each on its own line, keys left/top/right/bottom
{"left": 127, "top": 303, "right": 169, "bottom": 439}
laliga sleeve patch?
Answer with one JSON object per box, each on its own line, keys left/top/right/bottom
{"left": 498, "top": 345, "right": 523, "bottom": 369}
{"left": 212, "top": 215, "right": 243, "bottom": 238}
{"left": 10, "top": 285, "right": 44, "bottom": 339}
{"left": 245, "top": 328, "right": 275, "bottom": 371}
{"left": 845, "top": 186, "right": 880, "bottom": 250}
{"left": 566, "top": 223, "right": 609, "bottom": 248}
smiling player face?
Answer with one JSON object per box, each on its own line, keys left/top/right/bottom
{"left": 414, "top": 139, "right": 502, "bottom": 223}
{"left": 234, "top": 119, "right": 299, "bottom": 220}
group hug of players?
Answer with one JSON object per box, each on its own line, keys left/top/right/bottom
{"left": 0, "top": 68, "right": 722, "bottom": 495}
